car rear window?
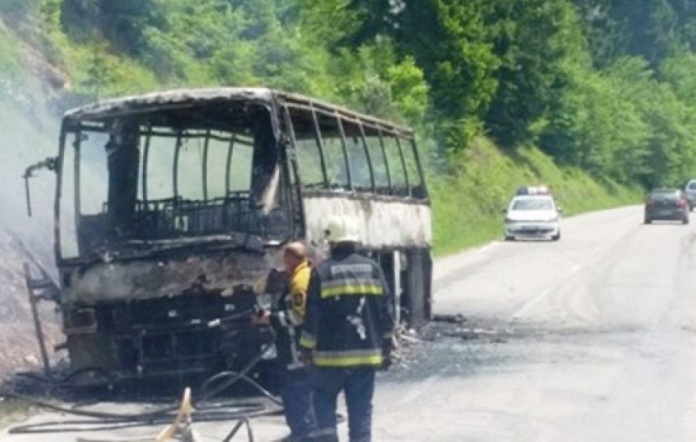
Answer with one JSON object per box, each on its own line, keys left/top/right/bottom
{"left": 511, "top": 198, "right": 554, "bottom": 210}
{"left": 650, "top": 190, "right": 679, "bottom": 199}
{"left": 688, "top": 182, "right": 696, "bottom": 190}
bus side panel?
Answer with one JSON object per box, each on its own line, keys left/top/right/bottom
{"left": 302, "top": 196, "right": 432, "bottom": 249}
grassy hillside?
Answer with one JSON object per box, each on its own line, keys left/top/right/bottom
{"left": 431, "top": 138, "right": 640, "bottom": 255}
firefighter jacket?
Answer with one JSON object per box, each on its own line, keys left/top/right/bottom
{"left": 300, "top": 249, "right": 395, "bottom": 367}
{"left": 270, "top": 260, "right": 310, "bottom": 370}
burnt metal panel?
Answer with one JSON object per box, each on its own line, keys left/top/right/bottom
{"left": 63, "top": 292, "right": 267, "bottom": 383}
{"left": 303, "top": 195, "right": 432, "bottom": 249}
{"left": 63, "top": 249, "right": 281, "bottom": 304}
{"left": 63, "top": 88, "right": 413, "bottom": 136}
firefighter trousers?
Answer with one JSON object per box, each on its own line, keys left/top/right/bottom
{"left": 311, "top": 366, "right": 376, "bottom": 442}
{"left": 281, "top": 367, "right": 317, "bottom": 440}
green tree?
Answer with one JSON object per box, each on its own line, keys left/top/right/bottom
{"left": 342, "top": 0, "right": 500, "bottom": 150}
{"left": 484, "top": 0, "right": 585, "bottom": 147}
{"left": 573, "top": 0, "right": 624, "bottom": 69}
{"left": 60, "top": 0, "right": 164, "bottom": 53}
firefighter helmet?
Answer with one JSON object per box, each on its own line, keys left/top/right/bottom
{"left": 323, "top": 216, "right": 361, "bottom": 244}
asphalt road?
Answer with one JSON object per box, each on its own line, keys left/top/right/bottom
{"left": 4, "top": 205, "right": 696, "bottom": 441}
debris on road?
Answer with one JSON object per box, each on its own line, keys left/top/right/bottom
{"left": 432, "top": 313, "right": 467, "bottom": 324}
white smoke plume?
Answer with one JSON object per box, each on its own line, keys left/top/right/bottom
{"left": 0, "top": 15, "right": 68, "bottom": 376}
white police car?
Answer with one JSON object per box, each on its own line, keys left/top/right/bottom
{"left": 503, "top": 186, "right": 562, "bottom": 241}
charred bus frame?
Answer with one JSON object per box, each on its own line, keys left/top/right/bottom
{"left": 24, "top": 88, "right": 433, "bottom": 385}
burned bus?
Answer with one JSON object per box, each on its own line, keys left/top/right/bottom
{"left": 24, "top": 88, "right": 432, "bottom": 384}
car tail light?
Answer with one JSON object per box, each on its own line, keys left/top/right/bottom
{"left": 678, "top": 199, "right": 687, "bottom": 207}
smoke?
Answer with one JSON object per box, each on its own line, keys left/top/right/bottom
{"left": 0, "top": 65, "right": 59, "bottom": 269}
{"left": 0, "top": 14, "right": 67, "bottom": 375}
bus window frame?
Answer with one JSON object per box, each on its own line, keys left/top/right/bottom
{"left": 279, "top": 104, "right": 305, "bottom": 238}
{"left": 224, "top": 134, "right": 235, "bottom": 198}
{"left": 334, "top": 115, "right": 353, "bottom": 190}
{"left": 54, "top": 128, "right": 67, "bottom": 261}
{"left": 394, "top": 136, "right": 410, "bottom": 196}
{"left": 377, "top": 131, "right": 409, "bottom": 196}
{"left": 269, "top": 102, "right": 427, "bottom": 199}
{"left": 73, "top": 130, "right": 82, "bottom": 242}
{"left": 357, "top": 122, "right": 376, "bottom": 193}
{"left": 172, "top": 131, "right": 182, "bottom": 201}
{"left": 409, "top": 137, "right": 429, "bottom": 199}
{"left": 202, "top": 129, "right": 210, "bottom": 202}
{"left": 376, "top": 128, "right": 393, "bottom": 189}
{"left": 142, "top": 128, "right": 254, "bottom": 203}
{"left": 310, "top": 105, "right": 330, "bottom": 188}
{"left": 141, "top": 125, "right": 152, "bottom": 204}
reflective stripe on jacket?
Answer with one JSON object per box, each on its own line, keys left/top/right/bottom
{"left": 271, "top": 260, "right": 311, "bottom": 370}
{"left": 300, "top": 249, "right": 395, "bottom": 367}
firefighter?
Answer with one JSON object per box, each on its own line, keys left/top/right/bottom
{"left": 253, "top": 241, "right": 317, "bottom": 442}
{"left": 300, "top": 216, "right": 395, "bottom": 442}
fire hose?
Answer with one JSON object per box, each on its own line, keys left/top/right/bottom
{"left": 1, "top": 311, "right": 281, "bottom": 441}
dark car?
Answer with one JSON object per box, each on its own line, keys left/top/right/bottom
{"left": 644, "top": 188, "right": 689, "bottom": 224}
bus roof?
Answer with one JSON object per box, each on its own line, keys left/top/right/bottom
{"left": 63, "top": 87, "right": 413, "bottom": 136}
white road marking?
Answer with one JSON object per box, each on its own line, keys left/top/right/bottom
{"left": 511, "top": 262, "right": 583, "bottom": 320}
{"left": 395, "top": 372, "right": 442, "bottom": 406}
{"left": 511, "top": 289, "right": 552, "bottom": 320}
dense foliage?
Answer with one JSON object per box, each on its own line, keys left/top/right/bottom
{"left": 3, "top": 0, "right": 696, "bottom": 190}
